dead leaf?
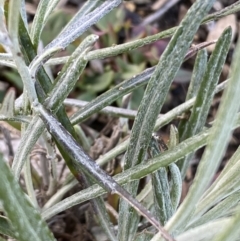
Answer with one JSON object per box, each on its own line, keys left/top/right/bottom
{"left": 152, "top": 0, "right": 168, "bottom": 11}
{"left": 206, "top": 14, "right": 237, "bottom": 52}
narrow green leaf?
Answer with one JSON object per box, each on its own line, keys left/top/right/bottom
{"left": 192, "top": 149, "right": 240, "bottom": 222}
{"left": 44, "top": 34, "right": 98, "bottom": 112}
{"left": 119, "top": 1, "right": 214, "bottom": 239}
{"left": 202, "top": 145, "right": 240, "bottom": 199}
{"left": 149, "top": 137, "right": 173, "bottom": 225}
{"left": 0, "top": 155, "right": 55, "bottom": 241}
{"left": 8, "top": 0, "right": 38, "bottom": 104}
{"left": 177, "top": 27, "right": 232, "bottom": 176}
{"left": 212, "top": 206, "right": 240, "bottom": 241}
{"left": 45, "top": 0, "right": 122, "bottom": 51}
{"left": 202, "top": 1, "right": 240, "bottom": 24}
{"left": 175, "top": 219, "right": 231, "bottom": 241}
{"left": 186, "top": 49, "right": 208, "bottom": 100}
{"left": 30, "top": 0, "right": 60, "bottom": 47}
{"left": 168, "top": 125, "right": 179, "bottom": 150}
{"left": 30, "top": 0, "right": 49, "bottom": 46}
{"left": 43, "top": 1, "right": 63, "bottom": 27}
{"left": 20, "top": 0, "right": 28, "bottom": 30}
{"left": 188, "top": 191, "right": 240, "bottom": 229}
{"left": 213, "top": 206, "right": 240, "bottom": 241}
{"left": 0, "top": 88, "right": 15, "bottom": 117}
{"left": 168, "top": 163, "right": 181, "bottom": 212}
{"left": 168, "top": 126, "right": 181, "bottom": 212}
{"left": 61, "top": 0, "right": 102, "bottom": 33}
{"left": 12, "top": 116, "right": 45, "bottom": 179}
{"left": 177, "top": 49, "right": 208, "bottom": 137}
{"left": 164, "top": 21, "right": 240, "bottom": 238}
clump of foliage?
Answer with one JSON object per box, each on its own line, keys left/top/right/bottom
{"left": 0, "top": 0, "right": 240, "bottom": 241}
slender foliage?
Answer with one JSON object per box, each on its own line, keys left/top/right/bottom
{"left": 177, "top": 27, "right": 232, "bottom": 177}
{"left": 118, "top": 1, "right": 214, "bottom": 239}
{"left": 0, "top": 1, "right": 240, "bottom": 241}
{"left": 0, "top": 154, "right": 55, "bottom": 241}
